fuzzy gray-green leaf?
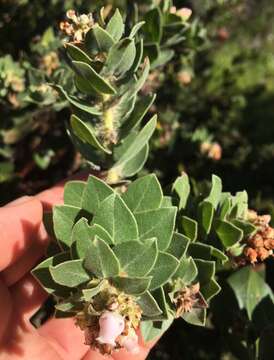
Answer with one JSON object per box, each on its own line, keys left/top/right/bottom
{"left": 113, "top": 239, "right": 158, "bottom": 276}
{"left": 72, "top": 60, "right": 116, "bottom": 95}
{"left": 106, "top": 9, "right": 124, "bottom": 42}
{"left": 104, "top": 38, "right": 136, "bottom": 77}
{"left": 215, "top": 219, "right": 243, "bottom": 248}
{"left": 81, "top": 175, "right": 114, "bottom": 215}
{"left": 53, "top": 205, "right": 81, "bottom": 248}
{"left": 166, "top": 232, "right": 190, "bottom": 260}
{"left": 92, "top": 194, "right": 138, "bottom": 244}
{"left": 70, "top": 115, "right": 111, "bottom": 154}
{"left": 172, "top": 174, "right": 190, "bottom": 210}
{"left": 64, "top": 181, "right": 86, "bottom": 207}
{"left": 53, "top": 85, "right": 101, "bottom": 116}
{"left": 111, "top": 276, "right": 152, "bottom": 295}
{"left": 50, "top": 259, "right": 90, "bottom": 287}
{"left": 135, "top": 207, "right": 177, "bottom": 251}
{"left": 149, "top": 251, "right": 179, "bottom": 290}
{"left": 122, "top": 174, "right": 163, "bottom": 213}
{"left": 71, "top": 218, "right": 113, "bottom": 259}
{"left": 137, "top": 291, "right": 163, "bottom": 317}
{"left": 114, "top": 115, "right": 157, "bottom": 168}
{"left": 84, "top": 236, "right": 120, "bottom": 278}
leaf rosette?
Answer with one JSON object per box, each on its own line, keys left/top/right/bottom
{"left": 32, "top": 174, "right": 222, "bottom": 352}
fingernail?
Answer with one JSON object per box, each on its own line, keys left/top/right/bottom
{"left": 4, "top": 196, "right": 33, "bottom": 208}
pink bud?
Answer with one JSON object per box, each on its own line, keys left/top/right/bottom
{"left": 96, "top": 311, "right": 125, "bottom": 347}
{"left": 177, "top": 8, "right": 192, "bottom": 21}
{"left": 120, "top": 330, "right": 139, "bottom": 354}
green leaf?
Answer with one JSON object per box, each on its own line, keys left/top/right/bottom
{"left": 181, "top": 216, "right": 198, "bottom": 241}
{"left": 55, "top": 301, "right": 79, "bottom": 313}
{"left": 140, "top": 318, "right": 173, "bottom": 342}
{"left": 118, "top": 144, "right": 149, "bottom": 178}
{"left": 149, "top": 251, "right": 179, "bottom": 290}
{"left": 126, "top": 57, "right": 150, "bottom": 98}
{"left": 111, "top": 276, "right": 152, "bottom": 295}
{"left": 232, "top": 219, "right": 257, "bottom": 237}
{"left": 114, "top": 115, "right": 157, "bottom": 168}
{"left": 50, "top": 259, "right": 90, "bottom": 287}
{"left": 215, "top": 219, "right": 243, "bottom": 248}
{"left": 85, "top": 25, "right": 114, "bottom": 53}
{"left": 219, "top": 196, "right": 232, "bottom": 220}
{"left": 172, "top": 174, "right": 190, "bottom": 210}
{"left": 166, "top": 232, "right": 190, "bottom": 260}
{"left": 84, "top": 236, "right": 120, "bottom": 278}
{"left": 182, "top": 308, "right": 206, "bottom": 326}
{"left": 92, "top": 194, "right": 138, "bottom": 244}
{"left": 195, "top": 259, "right": 215, "bottom": 284}
{"left": 135, "top": 207, "right": 177, "bottom": 251}
{"left": 70, "top": 114, "right": 111, "bottom": 154}
{"left": 31, "top": 252, "right": 71, "bottom": 296}
{"left": 231, "top": 191, "right": 248, "bottom": 218}
{"left": 113, "top": 239, "right": 158, "bottom": 277}
{"left": 104, "top": 38, "right": 136, "bottom": 77}
{"left": 82, "top": 281, "right": 106, "bottom": 301}
{"left": 174, "top": 257, "right": 198, "bottom": 284}
{"left": 198, "top": 201, "right": 214, "bottom": 234}
{"left": 72, "top": 60, "right": 116, "bottom": 95}
{"left": 81, "top": 175, "right": 114, "bottom": 214}
{"left": 143, "top": 7, "right": 163, "bottom": 43}
{"left": 129, "top": 22, "right": 145, "bottom": 38}
{"left": 53, "top": 85, "right": 101, "bottom": 116}
{"left": 151, "top": 287, "right": 169, "bottom": 320}
{"left": 151, "top": 49, "right": 174, "bottom": 69}
{"left": 122, "top": 174, "right": 163, "bottom": 213}
{"left": 137, "top": 291, "right": 163, "bottom": 317}
{"left": 130, "top": 39, "right": 144, "bottom": 73}
{"left": 71, "top": 218, "right": 113, "bottom": 258}
{"left": 202, "top": 278, "right": 221, "bottom": 301}
{"left": 119, "top": 94, "right": 156, "bottom": 139}
{"left": 66, "top": 43, "right": 93, "bottom": 65}
{"left": 228, "top": 266, "right": 274, "bottom": 319}
{"left": 161, "top": 196, "right": 173, "bottom": 207}
{"left": 205, "top": 175, "right": 222, "bottom": 209}
{"left": 106, "top": 9, "right": 124, "bottom": 42}
{"left": 64, "top": 181, "right": 86, "bottom": 207}
{"left": 53, "top": 205, "right": 81, "bottom": 248}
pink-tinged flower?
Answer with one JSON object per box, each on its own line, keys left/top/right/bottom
{"left": 177, "top": 8, "right": 192, "bottom": 21}
{"left": 120, "top": 330, "right": 139, "bottom": 354}
{"left": 96, "top": 311, "right": 125, "bottom": 347}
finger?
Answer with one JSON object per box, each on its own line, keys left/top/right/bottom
{"left": 38, "top": 318, "right": 89, "bottom": 360}
{"left": 10, "top": 274, "right": 48, "bottom": 326}
{"left": 0, "top": 278, "right": 12, "bottom": 345}
{"left": 2, "top": 235, "right": 48, "bottom": 286}
{"left": 0, "top": 197, "right": 43, "bottom": 271}
{"left": 82, "top": 349, "right": 113, "bottom": 360}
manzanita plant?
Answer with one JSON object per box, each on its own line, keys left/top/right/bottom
{"left": 30, "top": 3, "right": 274, "bottom": 358}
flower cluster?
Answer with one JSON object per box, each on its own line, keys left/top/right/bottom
{"left": 75, "top": 281, "right": 141, "bottom": 355}
{"left": 60, "top": 10, "right": 94, "bottom": 42}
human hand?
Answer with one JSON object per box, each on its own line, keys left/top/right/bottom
{"left": 0, "top": 178, "right": 157, "bottom": 359}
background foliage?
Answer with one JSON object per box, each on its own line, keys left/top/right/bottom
{"left": 1, "top": 0, "right": 274, "bottom": 359}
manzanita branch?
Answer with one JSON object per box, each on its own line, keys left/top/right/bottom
{"left": 30, "top": 2, "right": 274, "bottom": 357}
